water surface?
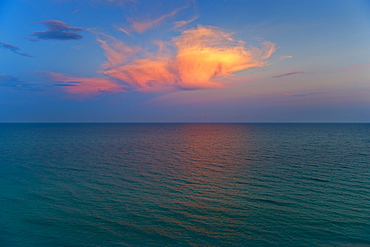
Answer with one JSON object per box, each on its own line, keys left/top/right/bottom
{"left": 1, "top": 123, "right": 369, "bottom": 246}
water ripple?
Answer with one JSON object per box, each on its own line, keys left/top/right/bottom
{"left": 1, "top": 123, "right": 370, "bottom": 246}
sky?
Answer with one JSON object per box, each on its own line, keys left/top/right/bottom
{"left": 1, "top": 0, "right": 369, "bottom": 122}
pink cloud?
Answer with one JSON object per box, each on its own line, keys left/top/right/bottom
{"left": 115, "top": 26, "right": 133, "bottom": 37}
{"left": 97, "top": 38, "right": 139, "bottom": 69}
{"left": 349, "top": 64, "right": 370, "bottom": 70}
{"left": 50, "top": 72, "right": 124, "bottom": 94}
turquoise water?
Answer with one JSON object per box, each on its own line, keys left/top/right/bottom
{"left": 1, "top": 123, "right": 369, "bottom": 246}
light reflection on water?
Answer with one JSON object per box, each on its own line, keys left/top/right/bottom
{"left": 0, "top": 123, "right": 370, "bottom": 246}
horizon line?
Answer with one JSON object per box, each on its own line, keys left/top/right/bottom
{"left": 0, "top": 122, "right": 369, "bottom": 124}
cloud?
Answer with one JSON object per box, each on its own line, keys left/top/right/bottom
{"left": 100, "top": 25, "right": 276, "bottom": 92}
{"left": 0, "top": 74, "right": 39, "bottom": 90}
{"left": 173, "top": 16, "right": 198, "bottom": 29}
{"left": 48, "top": 3, "right": 275, "bottom": 95}
{"left": 49, "top": 72, "right": 124, "bottom": 94}
{"left": 0, "top": 42, "right": 33, "bottom": 57}
{"left": 32, "top": 20, "right": 83, "bottom": 41}
{"left": 279, "top": 91, "right": 328, "bottom": 97}
{"left": 279, "top": 55, "right": 292, "bottom": 60}
{"left": 273, "top": 71, "right": 305, "bottom": 78}
{"left": 116, "top": 26, "right": 133, "bottom": 37}
{"left": 349, "top": 64, "right": 370, "bottom": 70}
{"left": 273, "top": 63, "right": 370, "bottom": 80}
{"left": 128, "top": 1, "right": 198, "bottom": 33}
{"left": 129, "top": 4, "right": 189, "bottom": 33}
{"left": 97, "top": 37, "right": 140, "bottom": 69}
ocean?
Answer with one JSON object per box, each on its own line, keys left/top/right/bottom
{"left": 0, "top": 123, "right": 369, "bottom": 246}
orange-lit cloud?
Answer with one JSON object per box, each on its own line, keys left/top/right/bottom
{"left": 100, "top": 25, "right": 276, "bottom": 92}
{"left": 50, "top": 72, "right": 123, "bottom": 94}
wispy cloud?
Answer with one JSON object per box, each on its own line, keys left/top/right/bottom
{"left": 173, "top": 15, "right": 198, "bottom": 29}
{"left": 115, "top": 26, "right": 133, "bottom": 37}
{"left": 358, "top": 90, "right": 369, "bottom": 94}
{"left": 32, "top": 20, "right": 83, "bottom": 41}
{"left": 49, "top": 72, "right": 124, "bottom": 94}
{"left": 128, "top": 3, "right": 190, "bottom": 33}
{"left": 273, "top": 71, "right": 305, "bottom": 78}
{"left": 274, "top": 63, "right": 370, "bottom": 79}
{"left": 97, "top": 37, "right": 140, "bottom": 69}
{"left": 116, "top": 0, "right": 199, "bottom": 37}
{"left": 0, "top": 74, "right": 39, "bottom": 90}
{"left": 279, "top": 91, "right": 328, "bottom": 97}
{"left": 348, "top": 64, "right": 370, "bottom": 70}
{"left": 0, "top": 42, "right": 33, "bottom": 57}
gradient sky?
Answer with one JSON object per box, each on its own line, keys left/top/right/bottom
{"left": 1, "top": 0, "right": 369, "bottom": 122}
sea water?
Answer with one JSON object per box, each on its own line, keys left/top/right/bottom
{"left": 0, "top": 123, "right": 369, "bottom": 246}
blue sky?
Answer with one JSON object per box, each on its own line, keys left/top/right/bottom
{"left": 1, "top": 0, "right": 369, "bottom": 122}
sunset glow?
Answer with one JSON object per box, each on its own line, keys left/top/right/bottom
{"left": 1, "top": 0, "right": 369, "bottom": 122}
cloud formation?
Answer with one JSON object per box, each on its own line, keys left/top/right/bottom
{"left": 49, "top": 72, "right": 123, "bottom": 94}
{"left": 52, "top": 25, "right": 276, "bottom": 94}
{"left": 101, "top": 25, "right": 276, "bottom": 92}
{"left": 0, "top": 42, "right": 33, "bottom": 57}
{"left": 32, "top": 20, "right": 83, "bottom": 40}
{"left": 47, "top": 3, "right": 275, "bottom": 95}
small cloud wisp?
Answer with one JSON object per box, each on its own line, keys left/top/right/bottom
{"left": 273, "top": 71, "right": 305, "bottom": 78}
{"left": 0, "top": 42, "right": 33, "bottom": 57}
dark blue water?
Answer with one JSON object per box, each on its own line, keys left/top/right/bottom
{"left": 1, "top": 123, "right": 369, "bottom": 246}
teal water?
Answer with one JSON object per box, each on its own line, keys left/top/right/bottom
{"left": 0, "top": 123, "right": 369, "bottom": 246}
